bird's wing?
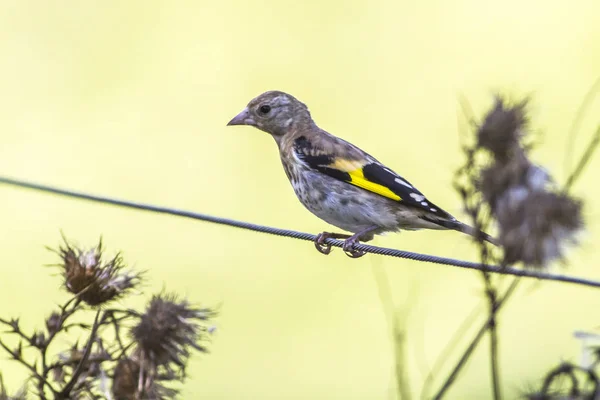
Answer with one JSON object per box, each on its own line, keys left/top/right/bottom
{"left": 292, "top": 134, "right": 456, "bottom": 220}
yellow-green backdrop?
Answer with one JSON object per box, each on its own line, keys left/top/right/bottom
{"left": 0, "top": 1, "right": 599, "bottom": 399}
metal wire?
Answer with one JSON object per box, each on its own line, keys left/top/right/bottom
{"left": 1, "top": 175, "right": 599, "bottom": 289}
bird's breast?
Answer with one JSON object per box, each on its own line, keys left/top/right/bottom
{"left": 284, "top": 166, "right": 401, "bottom": 233}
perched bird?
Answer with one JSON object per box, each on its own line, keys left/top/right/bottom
{"left": 227, "top": 90, "right": 497, "bottom": 257}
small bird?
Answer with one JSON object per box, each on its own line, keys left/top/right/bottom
{"left": 227, "top": 91, "right": 497, "bottom": 257}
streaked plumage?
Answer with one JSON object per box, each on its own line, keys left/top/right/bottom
{"left": 227, "top": 90, "right": 497, "bottom": 257}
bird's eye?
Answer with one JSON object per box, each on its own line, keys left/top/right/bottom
{"left": 258, "top": 104, "right": 271, "bottom": 115}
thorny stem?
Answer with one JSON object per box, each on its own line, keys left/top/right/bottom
{"left": 432, "top": 279, "right": 520, "bottom": 400}
{"left": 0, "top": 318, "right": 36, "bottom": 346}
{"left": 41, "top": 298, "right": 83, "bottom": 384}
{"left": 0, "top": 297, "right": 85, "bottom": 399}
{"left": 46, "top": 353, "right": 113, "bottom": 375}
{"left": 100, "top": 310, "right": 137, "bottom": 360}
{"left": 0, "top": 337, "right": 57, "bottom": 397}
{"left": 108, "top": 312, "right": 127, "bottom": 354}
{"left": 456, "top": 143, "right": 504, "bottom": 399}
{"left": 479, "top": 243, "right": 501, "bottom": 400}
{"left": 58, "top": 309, "right": 102, "bottom": 399}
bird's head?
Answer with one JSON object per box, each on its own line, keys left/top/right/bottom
{"left": 227, "top": 91, "right": 314, "bottom": 137}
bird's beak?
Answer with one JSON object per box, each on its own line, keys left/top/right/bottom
{"left": 227, "top": 107, "right": 255, "bottom": 126}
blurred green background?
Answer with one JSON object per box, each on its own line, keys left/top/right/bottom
{"left": 1, "top": 1, "right": 599, "bottom": 399}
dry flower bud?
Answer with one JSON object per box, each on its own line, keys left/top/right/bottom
{"left": 45, "top": 312, "right": 62, "bottom": 335}
{"left": 477, "top": 96, "right": 529, "bottom": 161}
{"left": 480, "top": 153, "right": 550, "bottom": 214}
{"left": 30, "top": 331, "right": 45, "bottom": 348}
{"left": 112, "top": 357, "right": 179, "bottom": 400}
{"left": 54, "top": 237, "right": 143, "bottom": 306}
{"left": 51, "top": 365, "right": 66, "bottom": 384}
{"left": 131, "top": 293, "right": 217, "bottom": 370}
{"left": 497, "top": 191, "right": 583, "bottom": 268}
{"left": 112, "top": 358, "right": 139, "bottom": 400}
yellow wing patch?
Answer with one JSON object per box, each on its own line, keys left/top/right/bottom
{"left": 328, "top": 158, "right": 402, "bottom": 201}
{"left": 346, "top": 168, "right": 402, "bottom": 201}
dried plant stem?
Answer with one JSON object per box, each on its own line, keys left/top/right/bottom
{"left": 482, "top": 273, "right": 501, "bottom": 400}
{"left": 433, "top": 279, "right": 519, "bottom": 400}
{"left": 0, "top": 236, "right": 217, "bottom": 399}
{"left": 392, "top": 313, "right": 412, "bottom": 400}
{"left": 489, "top": 323, "right": 500, "bottom": 400}
{"left": 108, "top": 312, "right": 128, "bottom": 354}
{"left": 57, "top": 309, "right": 102, "bottom": 399}
{"left": 41, "top": 298, "right": 82, "bottom": 383}
{"left": 565, "top": 125, "right": 600, "bottom": 192}
{"left": 370, "top": 262, "right": 413, "bottom": 400}
{"left": 564, "top": 76, "right": 600, "bottom": 177}
{"left": 0, "top": 338, "right": 56, "bottom": 398}
{"left": 0, "top": 297, "right": 85, "bottom": 399}
{"left": 421, "top": 300, "right": 485, "bottom": 399}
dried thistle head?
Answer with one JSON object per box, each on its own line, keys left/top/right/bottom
{"left": 45, "top": 311, "right": 62, "bottom": 336}
{"left": 477, "top": 96, "right": 529, "bottom": 161}
{"left": 52, "top": 236, "right": 143, "bottom": 306}
{"left": 479, "top": 152, "right": 551, "bottom": 214}
{"left": 112, "top": 358, "right": 178, "bottom": 400}
{"left": 131, "top": 293, "right": 217, "bottom": 371}
{"left": 497, "top": 191, "right": 584, "bottom": 268}
{"left": 523, "top": 361, "right": 598, "bottom": 400}
{"left": 112, "top": 358, "right": 139, "bottom": 400}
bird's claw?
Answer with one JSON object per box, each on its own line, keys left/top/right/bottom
{"left": 314, "top": 232, "right": 333, "bottom": 255}
{"left": 313, "top": 232, "right": 366, "bottom": 258}
{"left": 342, "top": 239, "right": 366, "bottom": 258}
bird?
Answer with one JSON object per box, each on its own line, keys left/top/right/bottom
{"left": 227, "top": 90, "right": 498, "bottom": 258}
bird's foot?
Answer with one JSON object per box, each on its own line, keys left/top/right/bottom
{"left": 314, "top": 232, "right": 351, "bottom": 255}
{"left": 342, "top": 236, "right": 367, "bottom": 258}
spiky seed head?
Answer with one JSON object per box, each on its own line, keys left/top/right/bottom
{"left": 53, "top": 236, "right": 143, "bottom": 306}
{"left": 131, "top": 293, "right": 217, "bottom": 370}
{"left": 112, "top": 358, "right": 139, "bottom": 400}
{"left": 497, "top": 191, "right": 584, "bottom": 268}
{"left": 112, "top": 357, "right": 179, "bottom": 400}
{"left": 31, "top": 331, "right": 46, "bottom": 348}
{"left": 479, "top": 152, "right": 550, "bottom": 214}
{"left": 477, "top": 96, "right": 529, "bottom": 161}
{"left": 45, "top": 311, "right": 62, "bottom": 336}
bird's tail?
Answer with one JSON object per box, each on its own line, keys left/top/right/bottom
{"left": 437, "top": 220, "right": 500, "bottom": 246}
{"left": 455, "top": 222, "right": 499, "bottom": 246}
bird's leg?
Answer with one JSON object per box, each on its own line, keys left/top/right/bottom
{"left": 314, "top": 232, "right": 352, "bottom": 255}
{"left": 342, "top": 226, "right": 379, "bottom": 258}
